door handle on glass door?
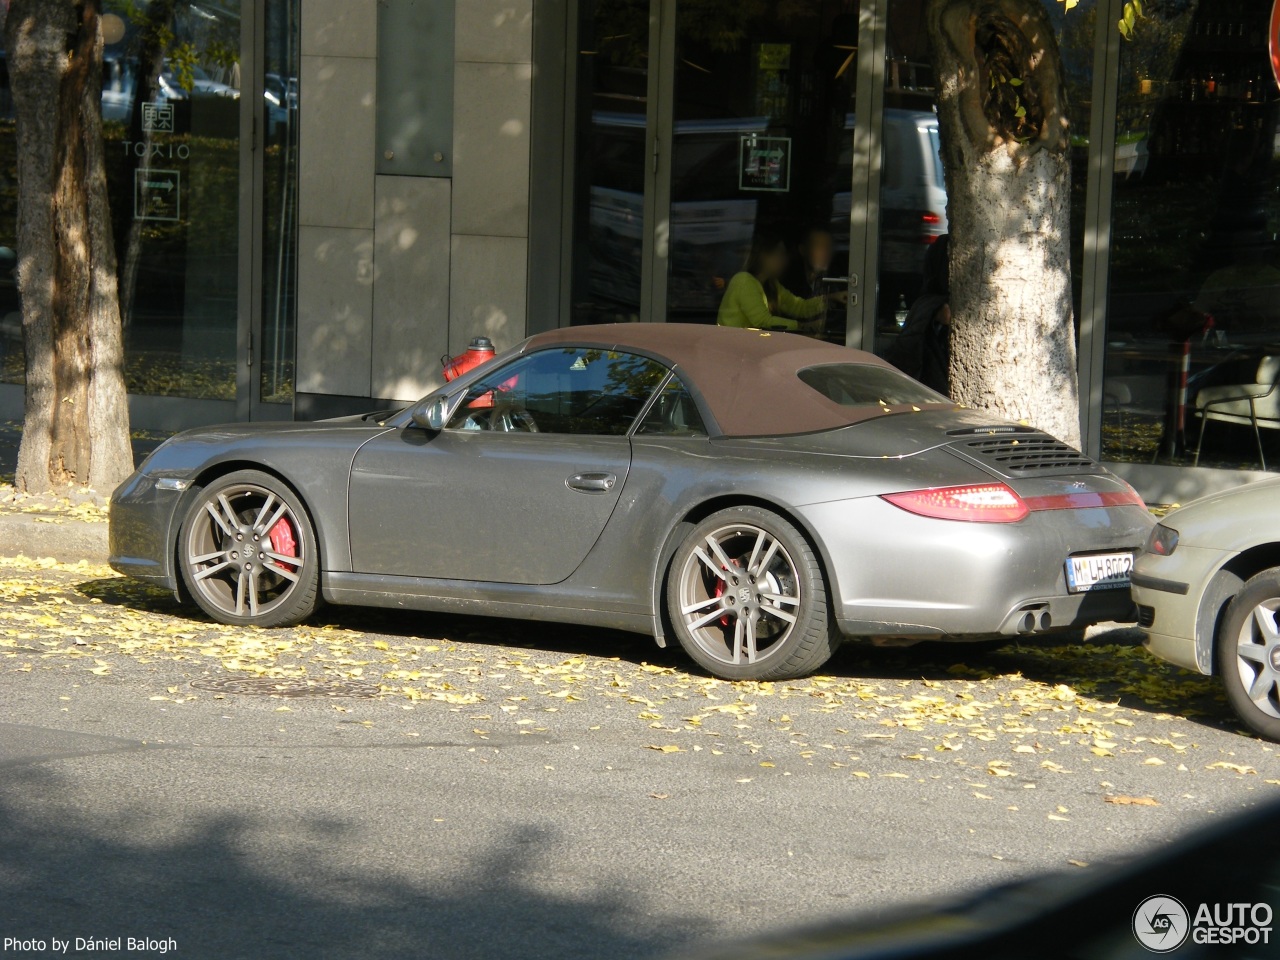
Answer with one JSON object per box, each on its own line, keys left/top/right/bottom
{"left": 567, "top": 473, "right": 617, "bottom": 493}
{"left": 822, "top": 275, "right": 858, "bottom": 306}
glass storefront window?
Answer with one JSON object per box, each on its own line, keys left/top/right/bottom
{"left": 261, "top": 0, "right": 299, "bottom": 404}
{"left": 0, "top": 0, "right": 298, "bottom": 411}
{"left": 667, "top": 0, "right": 859, "bottom": 334}
{"left": 108, "top": 0, "right": 242, "bottom": 400}
{"left": 0, "top": 1, "right": 241, "bottom": 399}
{"left": 1103, "top": 1, "right": 1280, "bottom": 471}
{"left": 569, "top": 0, "right": 651, "bottom": 326}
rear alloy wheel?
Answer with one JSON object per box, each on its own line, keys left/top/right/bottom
{"left": 178, "top": 470, "right": 320, "bottom": 628}
{"left": 1216, "top": 569, "right": 1280, "bottom": 741}
{"left": 667, "top": 506, "right": 838, "bottom": 681}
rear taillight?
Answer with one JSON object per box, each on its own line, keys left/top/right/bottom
{"left": 882, "top": 483, "right": 1029, "bottom": 523}
{"left": 921, "top": 212, "right": 942, "bottom": 243}
{"left": 1021, "top": 488, "right": 1147, "bottom": 511}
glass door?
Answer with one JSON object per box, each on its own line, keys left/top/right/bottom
{"left": 245, "top": 0, "right": 299, "bottom": 418}
{"left": 565, "top": 0, "right": 873, "bottom": 335}
{"left": 0, "top": 0, "right": 295, "bottom": 422}
{"left": 568, "top": 0, "right": 655, "bottom": 325}
{"left": 664, "top": 0, "right": 862, "bottom": 338}
{"left": 106, "top": 0, "right": 245, "bottom": 406}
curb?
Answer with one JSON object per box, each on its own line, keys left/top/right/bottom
{"left": 0, "top": 512, "right": 109, "bottom": 565}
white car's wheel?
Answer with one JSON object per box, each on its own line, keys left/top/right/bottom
{"left": 1216, "top": 569, "right": 1280, "bottom": 741}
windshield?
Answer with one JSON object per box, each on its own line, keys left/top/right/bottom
{"left": 797, "top": 363, "right": 947, "bottom": 409}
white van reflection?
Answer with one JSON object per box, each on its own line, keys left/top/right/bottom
{"left": 844, "top": 109, "right": 948, "bottom": 326}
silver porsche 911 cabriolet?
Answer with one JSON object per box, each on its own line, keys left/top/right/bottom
{"left": 110, "top": 325, "right": 1153, "bottom": 680}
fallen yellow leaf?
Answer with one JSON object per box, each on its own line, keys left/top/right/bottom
{"left": 1206, "top": 762, "right": 1256, "bottom": 775}
{"left": 1104, "top": 794, "right": 1160, "bottom": 806}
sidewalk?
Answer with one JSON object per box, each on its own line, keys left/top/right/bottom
{"left": 0, "top": 419, "right": 167, "bottom": 563}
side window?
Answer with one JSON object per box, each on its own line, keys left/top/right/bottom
{"left": 635, "top": 376, "right": 708, "bottom": 436}
{"left": 447, "top": 347, "right": 668, "bottom": 435}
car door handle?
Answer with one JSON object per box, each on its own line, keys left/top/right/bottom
{"left": 566, "top": 472, "right": 617, "bottom": 493}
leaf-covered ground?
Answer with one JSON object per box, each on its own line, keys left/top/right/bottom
{"left": 1, "top": 554, "right": 1275, "bottom": 821}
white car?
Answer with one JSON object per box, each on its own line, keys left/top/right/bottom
{"left": 1134, "top": 477, "right": 1280, "bottom": 740}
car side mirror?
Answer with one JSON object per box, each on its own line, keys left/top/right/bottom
{"left": 411, "top": 394, "right": 459, "bottom": 432}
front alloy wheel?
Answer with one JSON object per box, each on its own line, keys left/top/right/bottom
{"left": 667, "top": 506, "right": 838, "bottom": 681}
{"left": 178, "top": 470, "right": 320, "bottom": 628}
{"left": 1217, "top": 569, "right": 1280, "bottom": 741}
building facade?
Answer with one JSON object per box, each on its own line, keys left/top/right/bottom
{"left": 0, "top": 0, "right": 1277, "bottom": 503}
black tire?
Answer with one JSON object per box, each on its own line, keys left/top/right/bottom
{"left": 1215, "top": 568, "right": 1280, "bottom": 741}
{"left": 666, "top": 506, "right": 838, "bottom": 680}
{"left": 178, "top": 469, "right": 320, "bottom": 628}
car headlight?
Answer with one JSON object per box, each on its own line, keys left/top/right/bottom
{"left": 1145, "top": 523, "right": 1180, "bottom": 557}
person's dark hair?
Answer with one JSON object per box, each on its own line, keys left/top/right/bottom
{"left": 797, "top": 224, "right": 833, "bottom": 249}
{"left": 745, "top": 230, "right": 787, "bottom": 311}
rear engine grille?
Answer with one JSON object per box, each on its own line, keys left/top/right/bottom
{"left": 959, "top": 434, "right": 1094, "bottom": 475}
{"left": 1137, "top": 605, "right": 1156, "bottom": 628}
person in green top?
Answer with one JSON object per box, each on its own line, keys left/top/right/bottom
{"left": 717, "top": 231, "right": 847, "bottom": 333}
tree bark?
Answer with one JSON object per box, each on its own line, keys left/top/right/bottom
{"left": 927, "top": 0, "right": 1082, "bottom": 449}
{"left": 7, "top": 0, "right": 134, "bottom": 492}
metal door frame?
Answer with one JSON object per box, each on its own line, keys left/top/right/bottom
{"left": 236, "top": 0, "right": 292, "bottom": 421}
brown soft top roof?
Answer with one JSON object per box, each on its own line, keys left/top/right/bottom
{"left": 524, "top": 323, "right": 944, "bottom": 437}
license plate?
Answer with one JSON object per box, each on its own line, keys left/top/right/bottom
{"left": 1065, "top": 552, "right": 1133, "bottom": 593}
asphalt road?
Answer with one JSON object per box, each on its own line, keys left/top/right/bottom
{"left": 1, "top": 557, "right": 1277, "bottom": 960}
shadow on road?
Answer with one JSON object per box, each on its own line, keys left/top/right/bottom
{"left": 77, "top": 575, "right": 1235, "bottom": 735}
{"left": 0, "top": 761, "right": 702, "bottom": 959}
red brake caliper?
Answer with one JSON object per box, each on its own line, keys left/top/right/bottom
{"left": 267, "top": 517, "right": 298, "bottom": 573}
{"left": 713, "top": 562, "right": 735, "bottom": 627}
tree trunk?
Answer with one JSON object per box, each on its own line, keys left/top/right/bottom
{"left": 927, "top": 0, "right": 1082, "bottom": 449}
{"left": 7, "top": 0, "right": 134, "bottom": 492}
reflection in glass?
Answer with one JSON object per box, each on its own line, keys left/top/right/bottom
{"left": 635, "top": 376, "right": 707, "bottom": 436}
{"left": 569, "top": 0, "right": 650, "bottom": 326}
{"left": 449, "top": 348, "right": 668, "bottom": 435}
{"left": 0, "top": 0, "right": 245, "bottom": 401}
{"left": 1103, "top": 1, "right": 1280, "bottom": 470}
{"left": 871, "top": 0, "right": 1096, "bottom": 388}
{"left": 261, "top": 0, "right": 299, "bottom": 404}
{"left": 668, "top": 1, "right": 859, "bottom": 335}
{"left": 109, "top": 0, "right": 243, "bottom": 400}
